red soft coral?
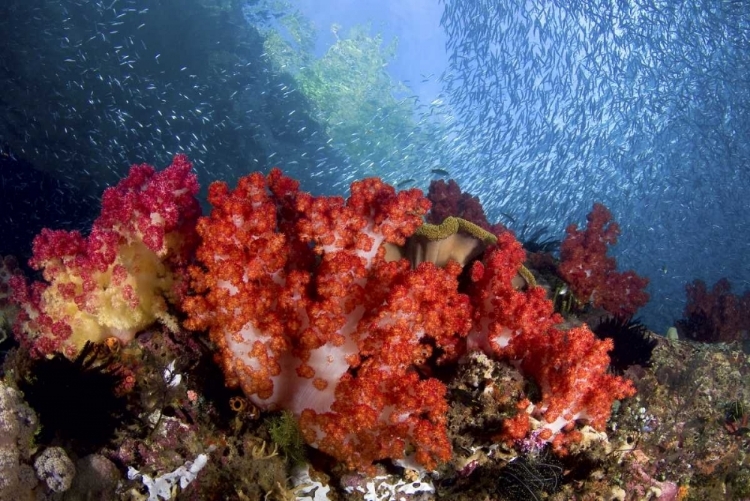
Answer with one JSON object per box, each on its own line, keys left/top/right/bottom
{"left": 467, "top": 231, "right": 635, "bottom": 451}
{"left": 466, "top": 232, "right": 562, "bottom": 357}
{"left": 511, "top": 325, "right": 636, "bottom": 453}
{"left": 559, "top": 203, "right": 649, "bottom": 318}
{"left": 300, "top": 260, "right": 471, "bottom": 471}
{"left": 183, "top": 169, "right": 471, "bottom": 471}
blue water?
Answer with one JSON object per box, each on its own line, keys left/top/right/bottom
{"left": 438, "top": 0, "right": 750, "bottom": 333}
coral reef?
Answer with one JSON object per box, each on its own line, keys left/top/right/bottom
{"left": 465, "top": 233, "right": 635, "bottom": 453}
{"left": 396, "top": 216, "right": 497, "bottom": 268}
{"left": 0, "top": 381, "right": 88, "bottom": 500}
{"left": 4, "top": 155, "right": 738, "bottom": 500}
{"left": 611, "top": 336, "right": 750, "bottom": 500}
{"left": 439, "top": 336, "right": 750, "bottom": 500}
{"left": 64, "top": 454, "right": 120, "bottom": 500}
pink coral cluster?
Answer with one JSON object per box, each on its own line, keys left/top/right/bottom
{"left": 10, "top": 154, "right": 200, "bottom": 358}
{"left": 559, "top": 203, "right": 649, "bottom": 318}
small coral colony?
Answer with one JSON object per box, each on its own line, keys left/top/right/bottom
{"left": 1, "top": 155, "right": 745, "bottom": 498}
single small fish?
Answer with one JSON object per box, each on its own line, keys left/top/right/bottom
{"left": 430, "top": 168, "right": 450, "bottom": 176}
{"left": 500, "top": 212, "right": 517, "bottom": 224}
{"left": 396, "top": 178, "right": 416, "bottom": 188}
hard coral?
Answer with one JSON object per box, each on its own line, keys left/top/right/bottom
{"left": 10, "top": 154, "right": 200, "bottom": 359}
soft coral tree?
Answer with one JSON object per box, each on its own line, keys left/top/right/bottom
{"left": 559, "top": 203, "right": 649, "bottom": 318}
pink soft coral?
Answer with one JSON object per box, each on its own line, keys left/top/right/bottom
{"left": 11, "top": 154, "right": 200, "bottom": 358}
